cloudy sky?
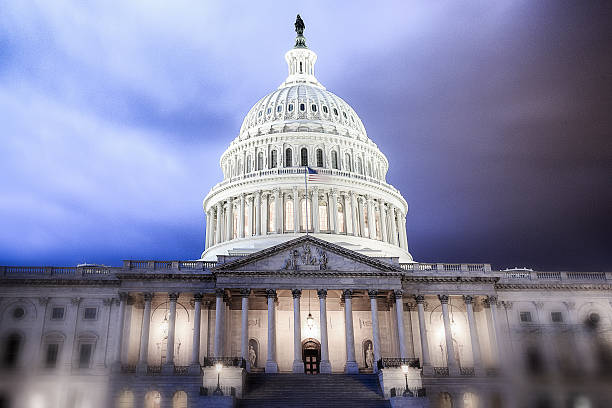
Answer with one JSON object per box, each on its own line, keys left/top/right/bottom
{"left": 1, "top": 1, "right": 610, "bottom": 270}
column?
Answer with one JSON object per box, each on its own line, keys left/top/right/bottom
{"left": 162, "top": 292, "right": 178, "bottom": 373}
{"left": 137, "top": 293, "right": 153, "bottom": 373}
{"left": 368, "top": 290, "right": 381, "bottom": 372}
{"left": 239, "top": 193, "right": 245, "bottom": 238}
{"left": 214, "top": 289, "right": 225, "bottom": 357}
{"left": 390, "top": 207, "right": 399, "bottom": 246}
{"left": 240, "top": 289, "right": 251, "bottom": 371}
{"left": 188, "top": 293, "right": 203, "bottom": 374}
{"left": 439, "top": 295, "right": 459, "bottom": 375}
{"left": 215, "top": 203, "right": 222, "bottom": 244}
{"left": 205, "top": 211, "right": 211, "bottom": 248}
{"left": 343, "top": 290, "right": 359, "bottom": 373}
{"left": 394, "top": 290, "right": 408, "bottom": 359}
{"left": 350, "top": 192, "right": 358, "bottom": 236}
{"left": 483, "top": 295, "right": 502, "bottom": 367}
{"left": 357, "top": 197, "right": 366, "bottom": 237}
{"left": 331, "top": 189, "right": 339, "bottom": 234}
{"left": 379, "top": 201, "right": 388, "bottom": 243}
{"left": 262, "top": 192, "right": 269, "bottom": 235}
{"left": 226, "top": 197, "right": 234, "bottom": 240}
{"left": 265, "top": 289, "right": 279, "bottom": 372}
{"left": 292, "top": 187, "right": 299, "bottom": 233}
{"left": 273, "top": 188, "right": 281, "bottom": 234}
{"left": 342, "top": 193, "right": 350, "bottom": 234}
{"left": 112, "top": 292, "right": 128, "bottom": 370}
{"left": 291, "top": 289, "right": 304, "bottom": 373}
{"left": 318, "top": 290, "right": 332, "bottom": 373}
{"left": 312, "top": 187, "right": 320, "bottom": 233}
{"left": 366, "top": 196, "right": 376, "bottom": 239}
{"left": 463, "top": 295, "right": 483, "bottom": 375}
{"left": 255, "top": 190, "right": 262, "bottom": 236}
{"left": 247, "top": 195, "right": 255, "bottom": 236}
{"left": 414, "top": 295, "right": 431, "bottom": 374}
{"left": 400, "top": 214, "right": 408, "bottom": 250}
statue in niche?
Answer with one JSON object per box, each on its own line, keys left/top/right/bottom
{"left": 248, "top": 339, "right": 259, "bottom": 368}
{"left": 364, "top": 340, "right": 374, "bottom": 368}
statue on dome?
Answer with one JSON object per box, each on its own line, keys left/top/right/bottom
{"left": 295, "top": 14, "right": 305, "bottom": 35}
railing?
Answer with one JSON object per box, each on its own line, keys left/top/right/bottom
{"left": 536, "top": 272, "right": 561, "bottom": 280}
{"left": 399, "top": 263, "right": 492, "bottom": 273}
{"left": 200, "top": 385, "right": 236, "bottom": 397}
{"left": 389, "top": 388, "right": 426, "bottom": 398}
{"left": 567, "top": 272, "right": 606, "bottom": 281}
{"left": 433, "top": 367, "right": 449, "bottom": 377}
{"left": 202, "top": 357, "right": 245, "bottom": 368}
{"left": 377, "top": 357, "right": 420, "bottom": 370}
{"left": 147, "top": 365, "right": 162, "bottom": 374}
{"left": 174, "top": 365, "right": 191, "bottom": 375}
{"left": 502, "top": 271, "right": 610, "bottom": 283}
{"left": 121, "top": 364, "right": 136, "bottom": 373}
{"left": 460, "top": 367, "right": 475, "bottom": 376}
{"left": 154, "top": 261, "right": 172, "bottom": 270}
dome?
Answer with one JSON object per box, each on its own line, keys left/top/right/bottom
{"left": 239, "top": 85, "right": 369, "bottom": 142}
{"left": 200, "top": 17, "right": 413, "bottom": 264}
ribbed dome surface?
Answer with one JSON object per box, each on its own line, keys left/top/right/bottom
{"left": 239, "top": 84, "right": 368, "bottom": 140}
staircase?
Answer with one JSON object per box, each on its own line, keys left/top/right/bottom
{"left": 238, "top": 373, "right": 391, "bottom": 408}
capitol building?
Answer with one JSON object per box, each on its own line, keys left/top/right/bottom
{"left": 0, "top": 16, "right": 610, "bottom": 408}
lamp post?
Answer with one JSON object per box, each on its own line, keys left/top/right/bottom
{"left": 213, "top": 363, "right": 223, "bottom": 396}
{"left": 401, "top": 364, "right": 412, "bottom": 397}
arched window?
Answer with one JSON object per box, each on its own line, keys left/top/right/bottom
{"left": 299, "top": 61, "right": 303, "bottom": 73}
{"left": 316, "top": 149, "right": 323, "bottom": 167}
{"left": 345, "top": 153, "right": 352, "bottom": 172}
{"left": 285, "top": 148, "right": 292, "bottom": 167}
{"left": 337, "top": 203, "right": 345, "bottom": 233}
{"left": 246, "top": 156, "right": 252, "bottom": 173}
{"left": 244, "top": 203, "right": 250, "bottom": 236}
{"left": 3, "top": 333, "right": 22, "bottom": 368}
{"left": 233, "top": 206, "right": 238, "bottom": 239}
{"left": 268, "top": 199, "right": 275, "bottom": 233}
{"left": 285, "top": 200, "right": 294, "bottom": 231}
{"left": 301, "top": 199, "right": 312, "bottom": 231}
{"left": 375, "top": 211, "right": 381, "bottom": 240}
{"left": 172, "top": 391, "right": 187, "bottom": 408}
{"left": 367, "top": 161, "right": 372, "bottom": 177}
{"left": 319, "top": 201, "right": 328, "bottom": 231}
{"left": 331, "top": 151, "right": 338, "bottom": 169}
{"left": 363, "top": 207, "right": 369, "bottom": 237}
{"left": 144, "top": 391, "right": 161, "bottom": 408}
{"left": 300, "top": 148, "right": 308, "bottom": 166}
{"left": 345, "top": 201, "right": 353, "bottom": 234}
{"left": 270, "top": 150, "right": 277, "bottom": 168}
{"left": 357, "top": 157, "right": 363, "bottom": 175}
{"left": 116, "top": 390, "right": 134, "bottom": 408}
{"left": 299, "top": 103, "right": 305, "bottom": 112}
{"left": 257, "top": 152, "right": 263, "bottom": 170}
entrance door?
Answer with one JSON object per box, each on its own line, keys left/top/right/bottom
{"left": 302, "top": 339, "right": 321, "bottom": 375}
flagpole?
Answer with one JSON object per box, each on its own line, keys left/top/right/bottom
{"left": 304, "top": 166, "right": 309, "bottom": 235}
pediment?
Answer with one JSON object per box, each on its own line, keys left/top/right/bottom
{"left": 213, "top": 236, "right": 402, "bottom": 274}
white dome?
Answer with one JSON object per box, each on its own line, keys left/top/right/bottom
{"left": 239, "top": 85, "right": 369, "bottom": 142}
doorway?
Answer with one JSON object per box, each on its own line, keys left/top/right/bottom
{"left": 302, "top": 339, "right": 321, "bottom": 375}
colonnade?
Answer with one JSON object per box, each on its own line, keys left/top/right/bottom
{"left": 113, "top": 291, "right": 502, "bottom": 376}
{"left": 205, "top": 189, "right": 408, "bottom": 251}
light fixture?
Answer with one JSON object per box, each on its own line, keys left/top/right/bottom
{"left": 213, "top": 363, "right": 223, "bottom": 396}
{"left": 306, "top": 290, "right": 314, "bottom": 330}
{"left": 160, "top": 301, "right": 169, "bottom": 338}
{"left": 401, "top": 364, "right": 412, "bottom": 397}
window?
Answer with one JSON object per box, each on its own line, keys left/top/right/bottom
{"left": 337, "top": 203, "right": 345, "bottom": 233}
{"left": 301, "top": 199, "right": 312, "bottom": 230}
{"left": 331, "top": 151, "right": 338, "bottom": 169}
{"left": 299, "top": 61, "right": 303, "bottom": 73}
{"left": 333, "top": 108, "right": 338, "bottom": 116}
{"left": 270, "top": 150, "right": 277, "bottom": 168}
{"left": 343, "top": 111, "right": 347, "bottom": 119}
{"left": 299, "top": 103, "right": 305, "bottom": 112}
{"left": 3, "top": 333, "right": 21, "bottom": 368}
{"left": 12, "top": 307, "right": 25, "bottom": 320}
{"left": 285, "top": 200, "right": 294, "bottom": 231}
{"left": 257, "top": 152, "right": 263, "bottom": 170}
{"left": 78, "top": 343, "right": 92, "bottom": 368}
{"left": 268, "top": 199, "right": 275, "bottom": 233}
{"left": 311, "top": 104, "right": 317, "bottom": 112}
{"left": 345, "top": 202, "right": 353, "bottom": 234}
{"left": 357, "top": 157, "right": 363, "bottom": 174}
{"left": 351, "top": 115, "right": 355, "bottom": 122}
{"left": 551, "top": 312, "right": 563, "bottom": 323}
{"left": 319, "top": 202, "right": 328, "bottom": 231}
{"left": 84, "top": 308, "right": 97, "bottom": 320}
{"left": 288, "top": 104, "right": 294, "bottom": 112}
{"left": 316, "top": 149, "right": 323, "bottom": 167}
{"left": 51, "top": 307, "right": 65, "bottom": 320}
{"left": 520, "top": 311, "right": 532, "bottom": 323}
{"left": 45, "top": 343, "right": 59, "bottom": 368}
{"left": 375, "top": 212, "right": 381, "bottom": 240}
{"left": 345, "top": 153, "right": 352, "bottom": 171}
{"left": 266, "top": 107, "right": 271, "bottom": 114}
{"left": 363, "top": 207, "right": 369, "bottom": 237}
{"left": 285, "top": 148, "right": 292, "bottom": 167}
{"left": 258, "top": 111, "right": 262, "bottom": 117}
{"left": 300, "top": 148, "right": 308, "bottom": 166}
{"left": 322, "top": 105, "right": 328, "bottom": 114}
{"left": 277, "top": 105, "right": 282, "bottom": 113}
{"left": 246, "top": 156, "right": 252, "bottom": 173}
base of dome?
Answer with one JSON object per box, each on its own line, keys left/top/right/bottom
{"left": 200, "top": 233, "right": 414, "bottom": 263}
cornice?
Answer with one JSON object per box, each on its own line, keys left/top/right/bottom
{"left": 495, "top": 283, "right": 612, "bottom": 291}
{"left": 0, "top": 279, "right": 120, "bottom": 287}
{"left": 116, "top": 273, "right": 215, "bottom": 281}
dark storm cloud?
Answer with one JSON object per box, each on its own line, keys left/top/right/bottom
{"left": 0, "top": 1, "right": 610, "bottom": 270}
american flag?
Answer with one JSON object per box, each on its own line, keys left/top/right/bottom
{"left": 306, "top": 167, "right": 330, "bottom": 183}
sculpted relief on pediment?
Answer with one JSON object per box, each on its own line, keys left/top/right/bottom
{"left": 282, "top": 244, "right": 328, "bottom": 271}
